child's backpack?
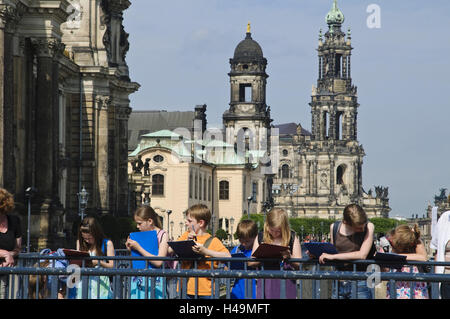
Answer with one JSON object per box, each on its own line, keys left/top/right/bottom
{"left": 332, "top": 221, "right": 377, "bottom": 260}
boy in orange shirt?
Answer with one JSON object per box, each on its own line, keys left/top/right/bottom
{"left": 171, "top": 204, "right": 230, "bottom": 298}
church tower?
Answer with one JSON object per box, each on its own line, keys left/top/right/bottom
{"left": 307, "top": 0, "right": 364, "bottom": 203}
{"left": 312, "top": 0, "right": 358, "bottom": 142}
{"left": 223, "top": 24, "right": 271, "bottom": 160}
{"left": 284, "top": 0, "right": 367, "bottom": 218}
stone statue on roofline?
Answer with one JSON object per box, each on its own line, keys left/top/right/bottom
{"left": 133, "top": 155, "right": 144, "bottom": 174}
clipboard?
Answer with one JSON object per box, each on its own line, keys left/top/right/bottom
{"left": 230, "top": 252, "right": 247, "bottom": 270}
{"left": 62, "top": 249, "right": 90, "bottom": 267}
{"left": 129, "top": 230, "right": 159, "bottom": 269}
{"left": 252, "top": 243, "right": 289, "bottom": 259}
{"left": 168, "top": 240, "right": 200, "bottom": 258}
{"left": 374, "top": 252, "right": 407, "bottom": 262}
{"left": 303, "top": 242, "right": 338, "bottom": 258}
{"left": 374, "top": 252, "right": 407, "bottom": 269}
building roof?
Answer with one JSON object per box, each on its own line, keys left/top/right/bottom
{"left": 273, "top": 122, "right": 311, "bottom": 136}
{"left": 233, "top": 32, "right": 264, "bottom": 61}
{"left": 128, "top": 110, "right": 195, "bottom": 150}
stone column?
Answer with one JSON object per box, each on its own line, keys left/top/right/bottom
{"left": 0, "top": 14, "right": 4, "bottom": 187}
{"left": 0, "top": 5, "right": 21, "bottom": 190}
{"left": 94, "top": 95, "right": 110, "bottom": 213}
{"left": 313, "top": 161, "right": 318, "bottom": 195}
{"left": 329, "top": 107, "right": 336, "bottom": 140}
{"left": 31, "top": 38, "right": 64, "bottom": 248}
{"left": 329, "top": 157, "right": 335, "bottom": 196}
{"left": 32, "top": 38, "right": 61, "bottom": 198}
{"left": 117, "top": 106, "right": 131, "bottom": 215}
{"left": 305, "top": 160, "right": 310, "bottom": 195}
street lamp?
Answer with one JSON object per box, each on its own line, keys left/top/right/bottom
{"left": 179, "top": 222, "right": 184, "bottom": 237}
{"left": 246, "top": 196, "right": 253, "bottom": 219}
{"left": 167, "top": 210, "right": 172, "bottom": 239}
{"left": 170, "top": 221, "right": 174, "bottom": 240}
{"left": 77, "top": 186, "right": 89, "bottom": 221}
{"left": 300, "top": 225, "right": 304, "bottom": 242}
{"left": 230, "top": 217, "right": 235, "bottom": 246}
{"left": 25, "top": 187, "right": 37, "bottom": 253}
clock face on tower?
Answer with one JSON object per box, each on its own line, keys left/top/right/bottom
{"left": 64, "top": 0, "right": 82, "bottom": 30}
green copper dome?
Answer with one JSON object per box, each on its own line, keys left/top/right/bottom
{"left": 326, "top": 0, "right": 345, "bottom": 25}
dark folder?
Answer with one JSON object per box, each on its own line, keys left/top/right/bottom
{"left": 252, "top": 243, "right": 289, "bottom": 259}
{"left": 374, "top": 252, "right": 407, "bottom": 262}
{"left": 62, "top": 249, "right": 90, "bottom": 267}
{"left": 303, "top": 242, "right": 338, "bottom": 258}
{"left": 374, "top": 252, "right": 407, "bottom": 269}
{"left": 230, "top": 252, "right": 247, "bottom": 270}
{"left": 168, "top": 240, "right": 200, "bottom": 258}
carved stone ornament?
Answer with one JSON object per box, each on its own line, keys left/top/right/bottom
{"left": 95, "top": 96, "right": 111, "bottom": 110}
{"left": 31, "top": 38, "right": 66, "bottom": 59}
{"left": 0, "top": 4, "right": 24, "bottom": 32}
{"left": 64, "top": 0, "right": 83, "bottom": 30}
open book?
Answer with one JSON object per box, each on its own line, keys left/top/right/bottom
{"left": 252, "top": 243, "right": 289, "bottom": 259}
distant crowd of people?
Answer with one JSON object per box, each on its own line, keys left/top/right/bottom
{"left": 0, "top": 187, "right": 449, "bottom": 300}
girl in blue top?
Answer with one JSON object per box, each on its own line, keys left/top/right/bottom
{"left": 126, "top": 206, "right": 169, "bottom": 299}
{"left": 76, "top": 216, "right": 115, "bottom": 299}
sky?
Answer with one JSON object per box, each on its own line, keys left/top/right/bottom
{"left": 122, "top": 0, "right": 450, "bottom": 218}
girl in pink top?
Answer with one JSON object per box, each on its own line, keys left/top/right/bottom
{"left": 386, "top": 224, "right": 429, "bottom": 299}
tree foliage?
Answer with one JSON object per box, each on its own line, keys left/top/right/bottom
{"left": 215, "top": 228, "right": 228, "bottom": 241}
{"left": 240, "top": 214, "right": 406, "bottom": 240}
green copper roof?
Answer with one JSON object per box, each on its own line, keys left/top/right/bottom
{"left": 141, "top": 129, "right": 183, "bottom": 139}
{"left": 326, "top": 0, "right": 345, "bottom": 25}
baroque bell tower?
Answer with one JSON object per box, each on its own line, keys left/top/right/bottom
{"left": 305, "top": 0, "right": 364, "bottom": 207}
{"left": 312, "top": 0, "right": 358, "bottom": 142}
{"left": 223, "top": 24, "right": 271, "bottom": 159}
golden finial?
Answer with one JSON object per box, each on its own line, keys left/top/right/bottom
{"left": 247, "top": 22, "right": 251, "bottom": 33}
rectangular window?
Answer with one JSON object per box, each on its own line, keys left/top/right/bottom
{"left": 252, "top": 182, "right": 257, "bottom": 203}
{"left": 195, "top": 172, "right": 198, "bottom": 199}
{"left": 208, "top": 177, "right": 212, "bottom": 201}
{"left": 199, "top": 174, "right": 203, "bottom": 201}
{"left": 203, "top": 177, "right": 206, "bottom": 202}
{"left": 152, "top": 174, "right": 164, "bottom": 196}
{"left": 189, "top": 172, "right": 193, "bottom": 198}
{"left": 239, "top": 83, "right": 252, "bottom": 102}
{"left": 219, "top": 181, "right": 229, "bottom": 200}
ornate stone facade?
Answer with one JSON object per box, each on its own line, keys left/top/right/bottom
{"left": 272, "top": 1, "right": 390, "bottom": 219}
{"left": 0, "top": 0, "right": 138, "bottom": 250}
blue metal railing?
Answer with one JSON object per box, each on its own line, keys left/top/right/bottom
{"left": 0, "top": 252, "right": 449, "bottom": 299}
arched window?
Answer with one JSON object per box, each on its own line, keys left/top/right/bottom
{"left": 337, "top": 165, "right": 346, "bottom": 185}
{"left": 152, "top": 174, "right": 164, "bottom": 196}
{"left": 219, "top": 180, "right": 229, "bottom": 200}
{"left": 281, "top": 164, "right": 290, "bottom": 179}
